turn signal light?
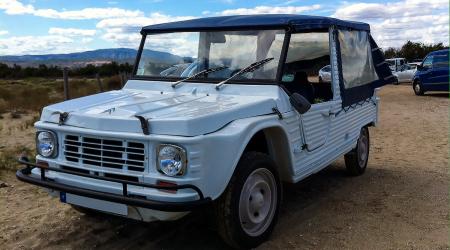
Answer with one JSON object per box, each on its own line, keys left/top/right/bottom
{"left": 156, "top": 180, "right": 177, "bottom": 194}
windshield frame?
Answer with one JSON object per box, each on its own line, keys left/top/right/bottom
{"left": 131, "top": 27, "right": 291, "bottom": 85}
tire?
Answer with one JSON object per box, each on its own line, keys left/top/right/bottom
{"left": 413, "top": 80, "right": 424, "bottom": 96}
{"left": 345, "top": 127, "right": 370, "bottom": 176}
{"left": 393, "top": 77, "right": 399, "bottom": 85}
{"left": 214, "top": 152, "right": 282, "bottom": 249}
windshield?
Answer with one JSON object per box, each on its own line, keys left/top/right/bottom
{"left": 136, "top": 30, "right": 285, "bottom": 82}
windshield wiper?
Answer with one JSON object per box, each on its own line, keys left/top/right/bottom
{"left": 171, "top": 66, "right": 228, "bottom": 88}
{"left": 215, "top": 57, "right": 274, "bottom": 90}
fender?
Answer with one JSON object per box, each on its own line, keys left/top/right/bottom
{"left": 200, "top": 114, "right": 293, "bottom": 200}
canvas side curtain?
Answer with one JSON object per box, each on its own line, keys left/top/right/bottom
{"left": 336, "top": 29, "right": 395, "bottom": 107}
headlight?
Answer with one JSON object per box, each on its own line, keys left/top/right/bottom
{"left": 157, "top": 144, "right": 187, "bottom": 176}
{"left": 36, "top": 131, "right": 57, "bottom": 158}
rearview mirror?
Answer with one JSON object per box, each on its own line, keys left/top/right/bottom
{"left": 209, "top": 33, "right": 226, "bottom": 43}
{"left": 290, "top": 93, "right": 311, "bottom": 114}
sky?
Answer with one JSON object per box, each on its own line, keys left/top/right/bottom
{"left": 0, "top": 0, "right": 448, "bottom": 56}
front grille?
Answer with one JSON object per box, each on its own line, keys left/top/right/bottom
{"left": 63, "top": 135, "right": 146, "bottom": 172}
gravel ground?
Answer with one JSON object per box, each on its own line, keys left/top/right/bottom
{"left": 0, "top": 84, "right": 448, "bottom": 249}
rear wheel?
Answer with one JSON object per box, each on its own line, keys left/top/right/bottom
{"left": 215, "top": 152, "right": 281, "bottom": 249}
{"left": 413, "top": 80, "right": 424, "bottom": 95}
{"left": 345, "top": 127, "right": 370, "bottom": 176}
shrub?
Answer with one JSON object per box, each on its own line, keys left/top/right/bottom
{"left": 0, "top": 98, "right": 7, "bottom": 113}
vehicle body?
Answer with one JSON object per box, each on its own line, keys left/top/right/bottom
{"left": 392, "top": 63, "right": 417, "bottom": 84}
{"left": 318, "top": 65, "right": 332, "bottom": 83}
{"left": 413, "top": 49, "right": 449, "bottom": 95}
{"left": 17, "top": 15, "right": 393, "bottom": 248}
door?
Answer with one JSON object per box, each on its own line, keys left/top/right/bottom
{"left": 431, "top": 53, "right": 449, "bottom": 90}
{"left": 420, "top": 55, "right": 434, "bottom": 85}
{"left": 299, "top": 102, "right": 334, "bottom": 151}
{"left": 397, "top": 64, "right": 415, "bottom": 82}
{"left": 282, "top": 32, "right": 334, "bottom": 152}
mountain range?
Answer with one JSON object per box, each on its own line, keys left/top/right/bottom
{"left": 0, "top": 48, "right": 186, "bottom": 67}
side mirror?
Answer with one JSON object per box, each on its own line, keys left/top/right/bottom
{"left": 416, "top": 65, "right": 423, "bottom": 71}
{"left": 290, "top": 93, "right": 311, "bottom": 114}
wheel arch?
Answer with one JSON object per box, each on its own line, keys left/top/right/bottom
{"left": 239, "top": 125, "right": 294, "bottom": 183}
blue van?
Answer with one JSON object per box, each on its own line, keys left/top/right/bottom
{"left": 413, "top": 49, "right": 449, "bottom": 95}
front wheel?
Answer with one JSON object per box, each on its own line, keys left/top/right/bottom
{"left": 345, "top": 127, "right": 370, "bottom": 176}
{"left": 413, "top": 80, "right": 424, "bottom": 95}
{"left": 215, "top": 152, "right": 281, "bottom": 249}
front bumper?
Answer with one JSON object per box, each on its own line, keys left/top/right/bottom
{"left": 16, "top": 158, "right": 211, "bottom": 212}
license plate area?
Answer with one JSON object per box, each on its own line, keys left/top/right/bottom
{"left": 60, "top": 192, "right": 128, "bottom": 216}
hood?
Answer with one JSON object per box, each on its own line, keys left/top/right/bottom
{"left": 40, "top": 81, "right": 282, "bottom": 136}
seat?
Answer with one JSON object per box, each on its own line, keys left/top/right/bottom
{"left": 285, "top": 71, "right": 315, "bottom": 103}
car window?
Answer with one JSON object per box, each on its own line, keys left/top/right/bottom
{"left": 282, "top": 32, "right": 334, "bottom": 103}
{"left": 432, "top": 54, "right": 449, "bottom": 68}
{"left": 422, "top": 56, "right": 433, "bottom": 68}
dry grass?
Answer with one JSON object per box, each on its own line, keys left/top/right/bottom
{"left": 0, "top": 76, "right": 122, "bottom": 171}
{"left": 0, "top": 146, "right": 35, "bottom": 171}
{"left": 0, "top": 76, "right": 122, "bottom": 113}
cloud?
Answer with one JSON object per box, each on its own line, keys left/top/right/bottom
{"left": 0, "top": 0, "right": 143, "bottom": 19}
{"left": 333, "top": 0, "right": 449, "bottom": 48}
{"left": 96, "top": 13, "right": 195, "bottom": 47}
{"left": 0, "top": 35, "right": 90, "bottom": 55}
{"left": 48, "top": 28, "right": 96, "bottom": 37}
{"left": 215, "top": 4, "right": 321, "bottom": 15}
{"left": 0, "top": 30, "right": 8, "bottom": 36}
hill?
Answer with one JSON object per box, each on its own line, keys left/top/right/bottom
{"left": 0, "top": 48, "right": 185, "bottom": 67}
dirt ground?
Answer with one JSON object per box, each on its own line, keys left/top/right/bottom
{"left": 0, "top": 84, "right": 448, "bottom": 249}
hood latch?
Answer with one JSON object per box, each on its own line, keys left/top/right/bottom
{"left": 135, "top": 115, "right": 150, "bottom": 135}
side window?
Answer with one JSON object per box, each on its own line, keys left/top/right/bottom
{"left": 422, "top": 56, "right": 433, "bottom": 69}
{"left": 432, "top": 54, "right": 449, "bottom": 68}
{"left": 338, "top": 30, "right": 378, "bottom": 89}
{"left": 282, "top": 32, "right": 333, "bottom": 103}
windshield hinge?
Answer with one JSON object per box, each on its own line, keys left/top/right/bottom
{"left": 272, "top": 107, "right": 283, "bottom": 120}
{"left": 135, "top": 115, "right": 150, "bottom": 135}
{"left": 52, "top": 111, "right": 70, "bottom": 126}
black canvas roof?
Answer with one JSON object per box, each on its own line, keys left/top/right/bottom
{"left": 141, "top": 14, "right": 370, "bottom": 34}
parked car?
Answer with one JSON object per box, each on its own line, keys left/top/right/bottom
{"left": 413, "top": 49, "right": 449, "bottom": 95}
{"left": 392, "top": 63, "right": 417, "bottom": 84}
{"left": 318, "top": 65, "right": 332, "bottom": 83}
{"left": 386, "top": 57, "right": 407, "bottom": 72}
{"left": 16, "top": 15, "right": 393, "bottom": 249}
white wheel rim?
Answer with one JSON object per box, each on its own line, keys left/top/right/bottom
{"left": 239, "top": 168, "right": 277, "bottom": 236}
{"left": 358, "top": 132, "right": 369, "bottom": 166}
{"left": 415, "top": 83, "right": 421, "bottom": 93}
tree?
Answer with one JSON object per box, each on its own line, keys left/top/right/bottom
{"left": 384, "top": 40, "right": 448, "bottom": 61}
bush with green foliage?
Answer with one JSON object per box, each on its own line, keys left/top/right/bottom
{"left": 383, "top": 41, "right": 448, "bottom": 61}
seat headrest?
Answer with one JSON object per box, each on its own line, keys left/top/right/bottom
{"left": 293, "top": 71, "right": 308, "bottom": 83}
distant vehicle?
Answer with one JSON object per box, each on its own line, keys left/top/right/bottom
{"left": 386, "top": 58, "right": 407, "bottom": 72}
{"left": 413, "top": 49, "right": 449, "bottom": 95}
{"left": 392, "top": 63, "right": 417, "bottom": 84}
{"left": 318, "top": 65, "right": 332, "bottom": 82}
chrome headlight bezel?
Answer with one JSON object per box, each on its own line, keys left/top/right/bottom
{"left": 36, "top": 130, "right": 58, "bottom": 158}
{"left": 156, "top": 144, "right": 187, "bottom": 177}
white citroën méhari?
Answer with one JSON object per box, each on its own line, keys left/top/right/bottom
{"left": 17, "top": 15, "right": 394, "bottom": 248}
